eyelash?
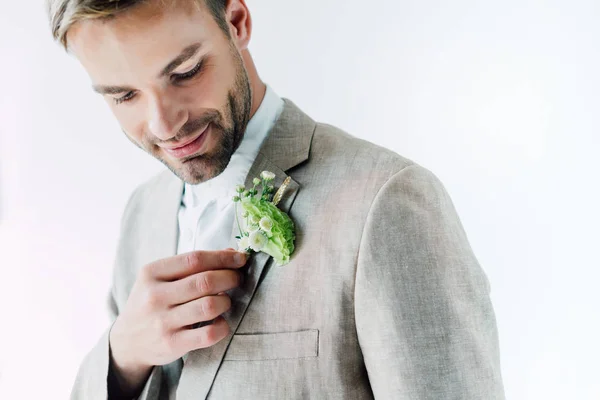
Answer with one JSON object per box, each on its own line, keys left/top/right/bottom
{"left": 114, "top": 91, "right": 135, "bottom": 105}
{"left": 113, "top": 59, "right": 204, "bottom": 105}
{"left": 172, "top": 59, "right": 204, "bottom": 82}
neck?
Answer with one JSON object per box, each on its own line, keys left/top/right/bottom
{"left": 241, "top": 50, "right": 266, "bottom": 119}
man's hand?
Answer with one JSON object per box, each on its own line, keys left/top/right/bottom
{"left": 108, "top": 249, "right": 247, "bottom": 396}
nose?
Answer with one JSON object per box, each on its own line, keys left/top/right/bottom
{"left": 146, "top": 91, "right": 188, "bottom": 141}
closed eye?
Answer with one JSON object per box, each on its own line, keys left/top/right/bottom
{"left": 114, "top": 91, "right": 136, "bottom": 105}
{"left": 172, "top": 59, "right": 204, "bottom": 82}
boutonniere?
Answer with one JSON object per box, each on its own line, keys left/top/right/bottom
{"left": 232, "top": 171, "right": 296, "bottom": 266}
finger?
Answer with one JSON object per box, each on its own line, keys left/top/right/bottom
{"left": 168, "top": 294, "right": 232, "bottom": 328}
{"left": 145, "top": 250, "right": 247, "bottom": 281}
{"left": 162, "top": 269, "right": 241, "bottom": 305}
{"left": 173, "top": 316, "right": 230, "bottom": 353}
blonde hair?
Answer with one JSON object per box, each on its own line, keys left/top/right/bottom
{"left": 47, "top": 0, "right": 228, "bottom": 50}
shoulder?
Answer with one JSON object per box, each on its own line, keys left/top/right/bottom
{"left": 309, "top": 121, "right": 441, "bottom": 191}
{"left": 121, "top": 169, "right": 179, "bottom": 223}
{"left": 129, "top": 169, "right": 176, "bottom": 200}
{"left": 312, "top": 122, "right": 412, "bottom": 167}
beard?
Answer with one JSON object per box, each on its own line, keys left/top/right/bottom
{"left": 135, "top": 47, "right": 253, "bottom": 185}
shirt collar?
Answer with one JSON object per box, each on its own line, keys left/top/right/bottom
{"left": 182, "top": 85, "right": 285, "bottom": 208}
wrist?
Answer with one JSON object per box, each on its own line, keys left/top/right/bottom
{"left": 108, "top": 324, "right": 152, "bottom": 396}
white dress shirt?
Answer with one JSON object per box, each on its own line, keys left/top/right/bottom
{"left": 176, "top": 86, "right": 285, "bottom": 255}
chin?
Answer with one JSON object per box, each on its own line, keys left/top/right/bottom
{"left": 175, "top": 157, "right": 227, "bottom": 185}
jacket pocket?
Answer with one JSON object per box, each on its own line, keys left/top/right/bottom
{"left": 223, "top": 329, "right": 319, "bottom": 361}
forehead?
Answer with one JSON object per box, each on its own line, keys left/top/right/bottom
{"left": 67, "top": 1, "right": 216, "bottom": 85}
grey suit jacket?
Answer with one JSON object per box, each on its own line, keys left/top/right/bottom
{"left": 71, "top": 99, "right": 505, "bottom": 399}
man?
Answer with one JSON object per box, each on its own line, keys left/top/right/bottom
{"left": 47, "top": 0, "right": 506, "bottom": 398}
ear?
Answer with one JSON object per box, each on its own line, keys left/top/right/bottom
{"left": 225, "top": 0, "right": 252, "bottom": 51}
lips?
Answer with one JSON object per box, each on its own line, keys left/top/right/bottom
{"left": 162, "top": 124, "right": 210, "bottom": 159}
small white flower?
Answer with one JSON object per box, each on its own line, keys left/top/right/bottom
{"left": 235, "top": 185, "right": 245, "bottom": 193}
{"left": 253, "top": 177, "right": 261, "bottom": 186}
{"left": 245, "top": 223, "right": 259, "bottom": 233}
{"left": 261, "top": 171, "right": 276, "bottom": 181}
{"left": 249, "top": 230, "right": 268, "bottom": 252}
{"left": 259, "top": 217, "right": 273, "bottom": 232}
{"left": 250, "top": 214, "right": 261, "bottom": 225}
{"left": 238, "top": 236, "right": 250, "bottom": 252}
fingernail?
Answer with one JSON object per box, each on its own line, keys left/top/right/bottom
{"left": 234, "top": 252, "right": 246, "bottom": 265}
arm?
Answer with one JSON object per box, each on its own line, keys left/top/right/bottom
{"left": 355, "top": 164, "right": 505, "bottom": 399}
{"left": 70, "top": 189, "right": 162, "bottom": 400}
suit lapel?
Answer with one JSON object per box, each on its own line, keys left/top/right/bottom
{"left": 176, "top": 99, "right": 316, "bottom": 399}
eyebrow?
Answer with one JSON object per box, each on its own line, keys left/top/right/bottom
{"left": 91, "top": 42, "right": 203, "bottom": 95}
{"left": 92, "top": 84, "right": 134, "bottom": 95}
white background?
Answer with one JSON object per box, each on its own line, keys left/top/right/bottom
{"left": 1, "top": 1, "right": 599, "bottom": 398}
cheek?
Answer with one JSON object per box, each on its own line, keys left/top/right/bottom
{"left": 183, "top": 56, "right": 238, "bottom": 111}
{"left": 107, "top": 101, "right": 148, "bottom": 145}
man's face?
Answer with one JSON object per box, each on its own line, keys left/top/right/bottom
{"left": 68, "top": 0, "right": 252, "bottom": 184}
